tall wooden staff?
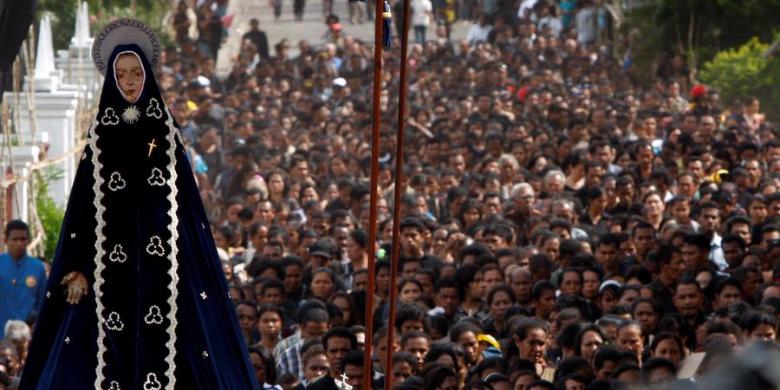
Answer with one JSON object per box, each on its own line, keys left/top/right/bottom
{"left": 361, "top": 0, "right": 389, "bottom": 387}
{"left": 384, "top": 0, "right": 412, "bottom": 388}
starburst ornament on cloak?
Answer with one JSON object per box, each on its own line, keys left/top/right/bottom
{"left": 122, "top": 105, "right": 141, "bottom": 124}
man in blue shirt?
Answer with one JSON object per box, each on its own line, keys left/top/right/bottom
{"left": 0, "top": 220, "right": 47, "bottom": 331}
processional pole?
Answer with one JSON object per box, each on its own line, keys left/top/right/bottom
{"left": 361, "top": 0, "right": 389, "bottom": 386}
{"left": 384, "top": 0, "right": 411, "bottom": 387}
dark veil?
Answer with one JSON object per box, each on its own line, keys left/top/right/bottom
{"left": 20, "top": 23, "right": 257, "bottom": 390}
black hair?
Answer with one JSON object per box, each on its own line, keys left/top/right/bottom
{"left": 514, "top": 318, "right": 550, "bottom": 341}
{"left": 640, "top": 357, "right": 676, "bottom": 384}
{"left": 532, "top": 280, "right": 556, "bottom": 300}
{"left": 630, "top": 220, "right": 654, "bottom": 237}
{"left": 555, "top": 322, "right": 585, "bottom": 355}
{"left": 322, "top": 326, "right": 358, "bottom": 350}
{"left": 249, "top": 257, "right": 286, "bottom": 279}
{"left": 631, "top": 297, "right": 662, "bottom": 318}
{"left": 625, "top": 265, "right": 652, "bottom": 285}
{"left": 434, "top": 277, "right": 460, "bottom": 297}
{"left": 400, "top": 216, "right": 426, "bottom": 233}
{"left": 426, "top": 343, "right": 463, "bottom": 371}
{"left": 593, "top": 347, "right": 623, "bottom": 371}
{"left": 610, "top": 362, "right": 639, "bottom": 379}
{"left": 342, "top": 349, "right": 365, "bottom": 369}
{"left": 574, "top": 324, "right": 605, "bottom": 357}
{"left": 349, "top": 228, "right": 368, "bottom": 249}
{"left": 235, "top": 300, "right": 257, "bottom": 314}
{"left": 394, "top": 351, "right": 419, "bottom": 368}
{"left": 683, "top": 232, "right": 711, "bottom": 252}
{"left": 739, "top": 310, "right": 778, "bottom": 333}
{"left": 596, "top": 233, "right": 620, "bottom": 249}
{"left": 395, "top": 303, "right": 428, "bottom": 333}
{"left": 248, "top": 345, "right": 277, "bottom": 384}
{"left": 450, "top": 264, "right": 482, "bottom": 298}
{"left": 458, "top": 242, "right": 491, "bottom": 263}
{"left": 486, "top": 283, "right": 515, "bottom": 306}
{"left": 400, "top": 330, "right": 431, "bottom": 347}
{"left": 299, "top": 305, "right": 329, "bottom": 325}
{"left": 281, "top": 256, "right": 304, "bottom": 270}
{"left": 375, "top": 260, "right": 392, "bottom": 278}
{"left": 426, "top": 315, "right": 450, "bottom": 338}
{"left": 449, "top": 321, "right": 482, "bottom": 343}
{"left": 709, "top": 277, "right": 743, "bottom": 300}
{"left": 526, "top": 379, "right": 555, "bottom": 390}
{"left": 423, "top": 365, "right": 458, "bottom": 389}
{"left": 650, "top": 332, "right": 684, "bottom": 357}
{"left": 675, "top": 275, "right": 701, "bottom": 293}
{"left": 554, "top": 357, "right": 593, "bottom": 383}
{"left": 483, "top": 223, "right": 514, "bottom": 244}
{"left": 466, "top": 357, "right": 503, "bottom": 380}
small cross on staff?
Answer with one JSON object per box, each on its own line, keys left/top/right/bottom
{"left": 147, "top": 139, "right": 157, "bottom": 157}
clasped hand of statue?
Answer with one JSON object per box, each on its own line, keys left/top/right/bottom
{"left": 61, "top": 271, "right": 88, "bottom": 305}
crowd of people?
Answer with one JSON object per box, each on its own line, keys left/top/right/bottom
{"left": 2, "top": 0, "right": 780, "bottom": 389}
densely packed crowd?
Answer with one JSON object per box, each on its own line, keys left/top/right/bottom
{"left": 2, "top": 0, "right": 780, "bottom": 388}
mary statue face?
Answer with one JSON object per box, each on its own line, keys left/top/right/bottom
{"left": 114, "top": 52, "right": 145, "bottom": 103}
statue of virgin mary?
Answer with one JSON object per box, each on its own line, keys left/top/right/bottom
{"left": 19, "top": 19, "right": 258, "bottom": 389}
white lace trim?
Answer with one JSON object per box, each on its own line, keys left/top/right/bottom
{"left": 163, "top": 107, "right": 180, "bottom": 389}
{"left": 88, "top": 108, "right": 181, "bottom": 388}
{"left": 88, "top": 118, "right": 110, "bottom": 389}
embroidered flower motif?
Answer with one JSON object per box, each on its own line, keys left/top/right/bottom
{"left": 122, "top": 106, "right": 141, "bottom": 124}
{"left": 202, "top": 350, "right": 209, "bottom": 358}
{"left": 105, "top": 311, "right": 124, "bottom": 331}
{"left": 109, "top": 381, "right": 121, "bottom": 390}
{"left": 109, "top": 244, "right": 127, "bottom": 263}
{"left": 143, "top": 373, "right": 162, "bottom": 390}
{"left": 145, "top": 235, "right": 165, "bottom": 256}
{"left": 146, "top": 98, "right": 163, "bottom": 119}
{"left": 200, "top": 291, "right": 208, "bottom": 300}
{"left": 70, "top": 233, "right": 76, "bottom": 239}
{"left": 147, "top": 167, "right": 165, "bottom": 187}
{"left": 107, "top": 171, "right": 126, "bottom": 192}
{"left": 100, "top": 107, "right": 120, "bottom": 126}
{"left": 144, "top": 305, "right": 164, "bottom": 325}
{"left": 64, "top": 336, "right": 70, "bottom": 344}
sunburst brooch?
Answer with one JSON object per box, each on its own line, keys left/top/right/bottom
{"left": 122, "top": 105, "right": 141, "bottom": 124}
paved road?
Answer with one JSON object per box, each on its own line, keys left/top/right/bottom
{"left": 217, "top": 0, "right": 471, "bottom": 76}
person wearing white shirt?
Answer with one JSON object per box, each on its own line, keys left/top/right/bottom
{"left": 411, "top": 0, "right": 433, "bottom": 43}
{"left": 467, "top": 14, "right": 493, "bottom": 44}
{"left": 517, "top": 0, "right": 538, "bottom": 20}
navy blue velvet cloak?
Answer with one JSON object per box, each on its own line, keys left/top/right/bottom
{"left": 19, "top": 44, "right": 258, "bottom": 389}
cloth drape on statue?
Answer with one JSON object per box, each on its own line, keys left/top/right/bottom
{"left": 19, "top": 43, "right": 257, "bottom": 389}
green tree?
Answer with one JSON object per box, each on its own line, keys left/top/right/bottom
{"left": 37, "top": 0, "right": 173, "bottom": 51}
{"left": 624, "top": 0, "right": 780, "bottom": 82}
{"left": 34, "top": 169, "right": 66, "bottom": 262}
{"left": 700, "top": 36, "right": 780, "bottom": 120}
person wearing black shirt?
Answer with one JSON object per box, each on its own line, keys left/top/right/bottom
{"left": 242, "top": 18, "right": 270, "bottom": 60}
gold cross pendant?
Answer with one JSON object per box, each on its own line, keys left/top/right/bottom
{"left": 147, "top": 139, "right": 157, "bottom": 157}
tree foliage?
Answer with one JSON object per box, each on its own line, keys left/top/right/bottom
{"left": 623, "top": 0, "right": 780, "bottom": 82}
{"left": 37, "top": 0, "right": 172, "bottom": 51}
{"left": 700, "top": 36, "right": 780, "bottom": 120}
{"left": 34, "top": 169, "right": 65, "bottom": 262}
{"left": 652, "top": 0, "right": 780, "bottom": 56}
